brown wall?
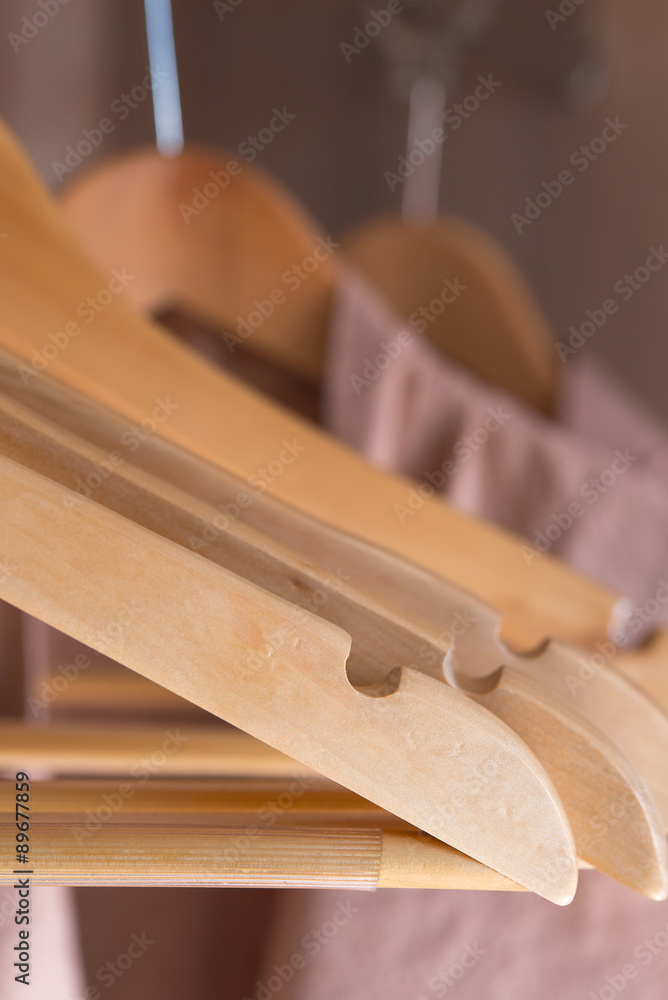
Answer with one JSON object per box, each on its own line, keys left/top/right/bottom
{"left": 1, "top": 0, "right": 666, "bottom": 419}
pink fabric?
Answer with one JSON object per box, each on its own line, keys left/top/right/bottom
{"left": 324, "top": 269, "right": 668, "bottom": 644}
{"left": 0, "top": 609, "right": 86, "bottom": 999}
{"left": 257, "top": 268, "right": 668, "bottom": 1000}
{"left": 0, "top": 884, "right": 85, "bottom": 999}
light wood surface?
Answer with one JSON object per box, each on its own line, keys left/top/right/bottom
{"left": 0, "top": 345, "right": 661, "bottom": 733}
{"left": 0, "top": 781, "right": 524, "bottom": 891}
{"left": 1, "top": 381, "right": 665, "bottom": 898}
{"left": 0, "top": 454, "right": 578, "bottom": 902}
{"left": 61, "top": 147, "right": 336, "bottom": 383}
{"left": 3, "top": 350, "right": 665, "bottom": 825}
{"left": 0, "top": 118, "right": 620, "bottom": 655}
{"left": 60, "top": 152, "right": 556, "bottom": 413}
{"left": 614, "top": 632, "right": 668, "bottom": 715}
{"left": 0, "top": 118, "right": 664, "bottom": 901}
{"left": 345, "top": 216, "right": 557, "bottom": 413}
{"left": 29, "top": 666, "right": 205, "bottom": 717}
{"left": 0, "top": 722, "right": 314, "bottom": 777}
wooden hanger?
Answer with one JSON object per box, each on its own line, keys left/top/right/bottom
{"left": 58, "top": 14, "right": 558, "bottom": 418}
{"left": 53, "top": 0, "right": 331, "bottom": 388}
{"left": 53, "top": 150, "right": 668, "bottom": 792}
{"left": 0, "top": 449, "right": 578, "bottom": 903}
{"left": 59, "top": 150, "right": 558, "bottom": 416}
{"left": 2, "top": 118, "right": 667, "bottom": 710}
{"left": 0, "top": 116, "right": 665, "bottom": 697}
{"left": 52, "top": 142, "right": 623, "bottom": 866}
{"left": 344, "top": 215, "right": 558, "bottom": 413}
{"left": 0, "top": 119, "right": 665, "bottom": 897}
{"left": 341, "top": 24, "right": 558, "bottom": 413}
{"left": 0, "top": 113, "right": 665, "bottom": 708}
{"left": 60, "top": 146, "right": 336, "bottom": 386}
{"left": 0, "top": 365, "right": 666, "bottom": 899}
{"left": 0, "top": 117, "right": 617, "bottom": 655}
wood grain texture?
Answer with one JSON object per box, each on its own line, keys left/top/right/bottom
{"left": 3, "top": 350, "right": 664, "bottom": 837}
{"left": 345, "top": 216, "right": 557, "bottom": 413}
{"left": 0, "top": 118, "right": 664, "bottom": 900}
{"left": 615, "top": 632, "right": 668, "bottom": 715}
{"left": 0, "top": 118, "right": 617, "bottom": 653}
{"left": 0, "top": 455, "right": 577, "bottom": 902}
{"left": 61, "top": 147, "right": 336, "bottom": 383}
{"left": 0, "top": 779, "right": 523, "bottom": 891}
{"left": 0, "top": 383, "right": 664, "bottom": 897}
{"left": 2, "top": 824, "right": 385, "bottom": 890}
{"left": 0, "top": 722, "right": 314, "bottom": 778}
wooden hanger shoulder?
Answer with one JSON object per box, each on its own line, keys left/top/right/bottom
{"left": 0, "top": 451, "right": 578, "bottom": 903}
{"left": 344, "top": 215, "right": 558, "bottom": 413}
{"left": 1, "top": 373, "right": 665, "bottom": 899}
{"left": 60, "top": 146, "right": 336, "bottom": 382}
{"left": 0, "top": 121, "right": 614, "bottom": 651}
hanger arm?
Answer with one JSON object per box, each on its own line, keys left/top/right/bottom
{"left": 0, "top": 377, "right": 665, "bottom": 898}
{"left": 0, "top": 450, "right": 578, "bottom": 902}
{"left": 0, "top": 112, "right": 616, "bottom": 654}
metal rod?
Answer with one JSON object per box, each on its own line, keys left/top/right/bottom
{"left": 144, "top": 0, "right": 185, "bottom": 157}
{"left": 402, "top": 74, "right": 446, "bottom": 224}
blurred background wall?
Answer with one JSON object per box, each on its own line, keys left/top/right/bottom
{"left": 0, "top": 0, "right": 666, "bottom": 418}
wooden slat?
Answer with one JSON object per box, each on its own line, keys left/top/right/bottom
{"left": 0, "top": 780, "right": 523, "bottom": 891}
{"left": 0, "top": 722, "right": 313, "bottom": 777}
